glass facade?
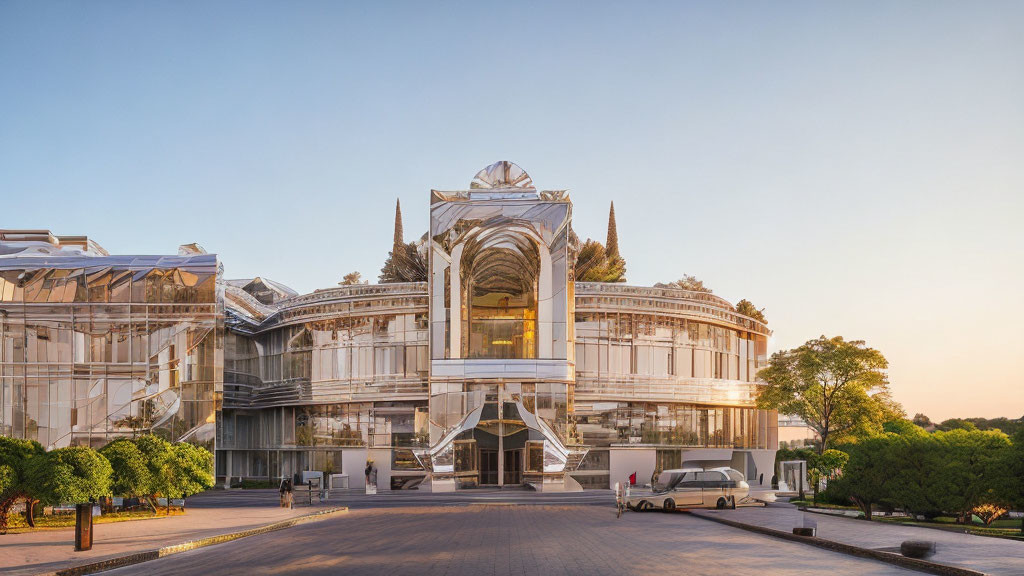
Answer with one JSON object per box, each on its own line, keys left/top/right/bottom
{"left": 2, "top": 164, "right": 776, "bottom": 490}
{"left": 0, "top": 250, "right": 222, "bottom": 452}
{"left": 574, "top": 402, "right": 770, "bottom": 449}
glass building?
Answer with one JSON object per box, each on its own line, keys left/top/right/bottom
{"left": 0, "top": 231, "right": 221, "bottom": 452}
{"left": 1, "top": 162, "right": 777, "bottom": 491}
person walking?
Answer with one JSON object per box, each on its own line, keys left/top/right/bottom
{"left": 365, "top": 459, "right": 378, "bottom": 494}
{"left": 279, "top": 478, "right": 293, "bottom": 509}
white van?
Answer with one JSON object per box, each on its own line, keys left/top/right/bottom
{"left": 626, "top": 467, "right": 749, "bottom": 511}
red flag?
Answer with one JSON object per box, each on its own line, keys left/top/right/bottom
{"left": 629, "top": 471, "right": 637, "bottom": 485}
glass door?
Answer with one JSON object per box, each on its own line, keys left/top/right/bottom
{"left": 479, "top": 449, "right": 499, "bottom": 485}
{"left": 503, "top": 449, "right": 522, "bottom": 485}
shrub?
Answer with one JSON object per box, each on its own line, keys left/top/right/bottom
{"left": 99, "top": 438, "right": 152, "bottom": 499}
{"left": 133, "top": 434, "right": 175, "bottom": 509}
{"left": 27, "top": 447, "right": 112, "bottom": 508}
{"left": 167, "top": 442, "right": 215, "bottom": 499}
{"left": 829, "top": 428, "right": 1014, "bottom": 521}
{"left": 0, "top": 437, "right": 45, "bottom": 531}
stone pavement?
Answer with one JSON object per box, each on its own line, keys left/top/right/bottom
{"left": 103, "top": 503, "right": 919, "bottom": 576}
{"left": 0, "top": 489, "right": 336, "bottom": 576}
{"left": 691, "top": 503, "right": 1024, "bottom": 575}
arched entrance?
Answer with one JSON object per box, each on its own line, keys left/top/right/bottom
{"left": 460, "top": 227, "right": 540, "bottom": 360}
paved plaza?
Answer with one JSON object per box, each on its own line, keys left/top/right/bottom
{"left": 5, "top": 490, "right": 1022, "bottom": 576}
{"left": 0, "top": 490, "right": 337, "bottom": 576}
{"left": 103, "top": 502, "right": 918, "bottom": 576}
{"left": 693, "top": 504, "right": 1024, "bottom": 575}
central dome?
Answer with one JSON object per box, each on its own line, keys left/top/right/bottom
{"left": 470, "top": 161, "right": 534, "bottom": 190}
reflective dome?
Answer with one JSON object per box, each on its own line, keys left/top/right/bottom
{"left": 470, "top": 161, "right": 534, "bottom": 190}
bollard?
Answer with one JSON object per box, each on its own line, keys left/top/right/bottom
{"left": 74, "top": 503, "right": 93, "bottom": 551}
{"left": 900, "top": 540, "right": 936, "bottom": 559}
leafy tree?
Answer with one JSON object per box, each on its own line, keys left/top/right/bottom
{"left": 970, "top": 416, "right": 1023, "bottom": 436}
{"left": 931, "top": 416, "right": 1023, "bottom": 436}
{"left": 911, "top": 413, "right": 932, "bottom": 428}
{"left": 167, "top": 442, "right": 215, "bottom": 500}
{"left": 0, "top": 437, "right": 45, "bottom": 532}
{"left": 134, "top": 434, "right": 175, "bottom": 511}
{"left": 339, "top": 271, "right": 367, "bottom": 285}
{"left": 655, "top": 275, "right": 711, "bottom": 293}
{"left": 884, "top": 429, "right": 949, "bottom": 519}
{"left": 757, "top": 336, "right": 901, "bottom": 454}
{"left": 1007, "top": 429, "right": 1024, "bottom": 532}
{"left": 810, "top": 449, "right": 849, "bottom": 504}
{"left": 735, "top": 299, "right": 767, "bottom": 323}
{"left": 828, "top": 435, "right": 902, "bottom": 520}
{"left": 129, "top": 435, "right": 213, "bottom": 512}
{"left": 574, "top": 239, "right": 625, "bottom": 282}
{"left": 882, "top": 418, "right": 925, "bottom": 436}
{"left": 27, "top": 447, "right": 112, "bottom": 509}
{"left": 99, "top": 438, "right": 152, "bottom": 499}
{"left": 937, "top": 418, "right": 978, "bottom": 432}
{"left": 935, "top": 429, "right": 1014, "bottom": 522}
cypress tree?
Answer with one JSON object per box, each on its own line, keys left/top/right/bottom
{"left": 606, "top": 201, "right": 619, "bottom": 258}
{"left": 393, "top": 198, "right": 404, "bottom": 249}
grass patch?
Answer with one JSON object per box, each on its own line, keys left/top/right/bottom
{"left": 5, "top": 508, "right": 185, "bottom": 533}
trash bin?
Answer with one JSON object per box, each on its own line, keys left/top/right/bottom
{"left": 75, "top": 503, "right": 93, "bottom": 551}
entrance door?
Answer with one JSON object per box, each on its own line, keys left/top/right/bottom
{"left": 503, "top": 449, "right": 522, "bottom": 485}
{"left": 480, "top": 449, "right": 499, "bottom": 485}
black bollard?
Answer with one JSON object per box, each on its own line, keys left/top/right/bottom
{"left": 74, "top": 503, "right": 93, "bottom": 551}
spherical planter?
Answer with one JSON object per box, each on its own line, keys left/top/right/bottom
{"left": 900, "top": 540, "right": 936, "bottom": 559}
{"left": 792, "top": 527, "right": 816, "bottom": 537}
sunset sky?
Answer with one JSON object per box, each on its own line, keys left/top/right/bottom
{"left": 2, "top": 1, "right": 1021, "bottom": 420}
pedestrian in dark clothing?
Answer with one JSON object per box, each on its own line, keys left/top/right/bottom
{"left": 280, "top": 478, "right": 293, "bottom": 508}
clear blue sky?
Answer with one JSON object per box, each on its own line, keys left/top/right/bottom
{"left": 2, "top": 1, "right": 1022, "bottom": 421}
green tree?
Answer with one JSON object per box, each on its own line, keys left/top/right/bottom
{"left": 828, "top": 435, "right": 902, "bottom": 520}
{"left": 882, "top": 418, "right": 925, "bottom": 436}
{"left": 655, "top": 275, "right": 711, "bottom": 293}
{"left": 757, "top": 336, "right": 900, "bottom": 454}
{"left": 1007, "top": 429, "right": 1024, "bottom": 532}
{"left": 936, "top": 418, "right": 978, "bottom": 432}
{"left": 27, "top": 447, "right": 112, "bottom": 509}
{"left": 810, "top": 449, "right": 849, "bottom": 504}
{"left": 134, "top": 434, "right": 175, "bottom": 512}
{"left": 605, "top": 201, "right": 620, "bottom": 258}
{"left": 99, "top": 438, "right": 152, "bottom": 499}
{"left": 0, "top": 437, "right": 45, "bottom": 532}
{"left": 574, "top": 239, "right": 626, "bottom": 282}
{"left": 935, "top": 429, "right": 1013, "bottom": 522}
{"left": 972, "top": 416, "right": 1023, "bottom": 436}
{"left": 884, "top": 429, "right": 949, "bottom": 519}
{"left": 167, "top": 442, "right": 215, "bottom": 501}
{"left": 735, "top": 299, "right": 767, "bottom": 323}
{"left": 911, "top": 413, "right": 932, "bottom": 428}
